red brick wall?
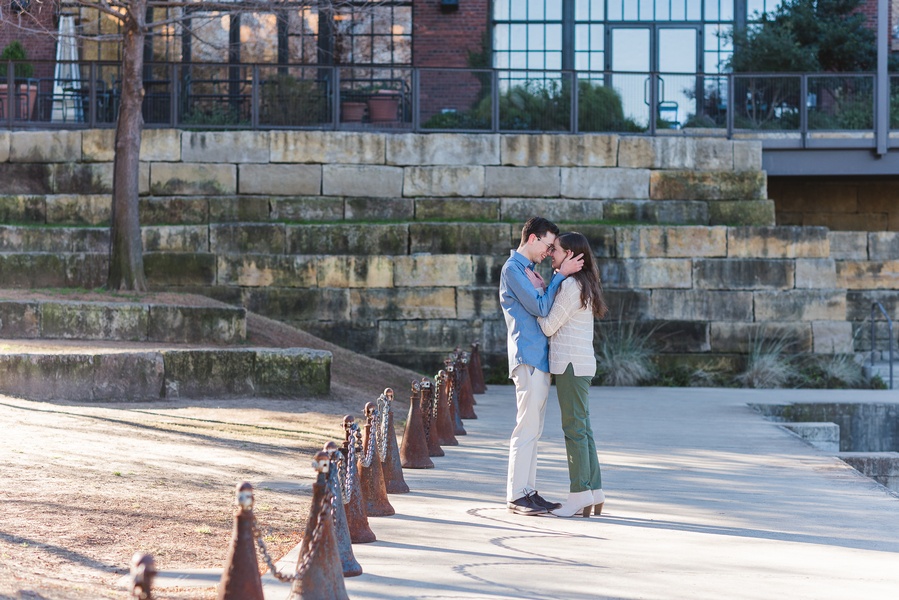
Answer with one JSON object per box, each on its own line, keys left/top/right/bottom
{"left": 0, "top": 5, "right": 57, "bottom": 81}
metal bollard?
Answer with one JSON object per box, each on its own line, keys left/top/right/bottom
{"left": 323, "top": 441, "right": 362, "bottom": 578}
{"left": 420, "top": 378, "right": 444, "bottom": 458}
{"left": 356, "top": 402, "right": 395, "bottom": 516}
{"left": 217, "top": 482, "right": 264, "bottom": 600}
{"left": 341, "top": 416, "right": 377, "bottom": 544}
{"left": 129, "top": 553, "right": 156, "bottom": 600}
{"left": 457, "top": 352, "right": 478, "bottom": 419}
{"left": 469, "top": 341, "right": 488, "bottom": 394}
{"left": 288, "top": 450, "right": 349, "bottom": 600}
{"left": 435, "top": 370, "right": 459, "bottom": 446}
{"left": 379, "top": 388, "right": 410, "bottom": 493}
{"left": 445, "top": 359, "right": 467, "bottom": 437}
{"left": 399, "top": 379, "right": 435, "bottom": 469}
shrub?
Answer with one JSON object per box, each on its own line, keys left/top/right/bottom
{"left": 0, "top": 41, "right": 34, "bottom": 80}
{"left": 260, "top": 75, "right": 328, "bottom": 127}
{"left": 595, "top": 318, "right": 657, "bottom": 386}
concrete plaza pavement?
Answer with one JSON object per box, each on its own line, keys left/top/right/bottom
{"left": 263, "top": 386, "right": 899, "bottom": 600}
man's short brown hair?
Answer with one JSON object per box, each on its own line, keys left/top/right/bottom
{"left": 520, "top": 217, "right": 560, "bottom": 245}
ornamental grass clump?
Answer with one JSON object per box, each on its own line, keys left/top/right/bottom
{"left": 736, "top": 329, "right": 798, "bottom": 389}
{"left": 595, "top": 318, "right": 657, "bottom": 386}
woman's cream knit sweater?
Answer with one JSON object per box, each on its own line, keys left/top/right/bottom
{"left": 537, "top": 277, "right": 596, "bottom": 377}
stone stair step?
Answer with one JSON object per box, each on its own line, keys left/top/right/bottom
{"left": 0, "top": 339, "right": 330, "bottom": 402}
{"left": 0, "top": 293, "right": 246, "bottom": 345}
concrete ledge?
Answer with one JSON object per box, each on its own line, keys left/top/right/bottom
{"left": 839, "top": 452, "right": 899, "bottom": 492}
{"left": 782, "top": 422, "right": 840, "bottom": 453}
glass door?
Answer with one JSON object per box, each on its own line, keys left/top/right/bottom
{"left": 657, "top": 27, "right": 699, "bottom": 128}
{"left": 609, "top": 27, "right": 650, "bottom": 128}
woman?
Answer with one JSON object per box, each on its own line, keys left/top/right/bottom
{"left": 537, "top": 232, "right": 608, "bottom": 518}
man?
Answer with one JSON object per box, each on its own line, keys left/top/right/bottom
{"left": 499, "top": 216, "right": 584, "bottom": 515}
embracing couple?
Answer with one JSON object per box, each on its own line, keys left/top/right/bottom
{"left": 499, "top": 216, "right": 608, "bottom": 518}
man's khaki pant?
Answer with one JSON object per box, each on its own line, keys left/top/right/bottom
{"left": 506, "top": 364, "right": 551, "bottom": 502}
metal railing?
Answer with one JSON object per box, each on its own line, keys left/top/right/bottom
{"left": 2, "top": 60, "right": 897, "bottom": 146}
{"left": 870, "top": 302, "right": 894, "bottom": 389}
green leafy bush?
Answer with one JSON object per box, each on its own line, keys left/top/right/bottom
{"left": 260, "top": 75, "right": 328, "bottom": 127}
{"left": 0, "top": 41, "right": 34, "bottom": 80}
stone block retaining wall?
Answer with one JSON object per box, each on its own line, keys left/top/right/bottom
{"left": 0, "top": 130, "right": 894, "bottom": 376}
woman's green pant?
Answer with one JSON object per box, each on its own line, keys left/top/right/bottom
{"left": 555, "top": 363, "right": 602, "bottom": 493}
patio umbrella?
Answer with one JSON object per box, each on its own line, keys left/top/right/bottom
{"left": 51, "top": 15, "right": 83, "bottom": 122}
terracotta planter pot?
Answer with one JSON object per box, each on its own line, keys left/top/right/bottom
{"left": 341, "top": 101, "right": 366, "bottom": 123}
{"left": 367, "top": 93, "right": 400, "bottom": 123}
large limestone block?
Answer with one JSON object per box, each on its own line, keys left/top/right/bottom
{"left": 836, "top": 260, "right": 899, "bottom": 290}
{"left": 409, "top": 222, "right": 513, "bottom": 255}
{"left": 241, "top": 287, "right": 349, "bottom": 322}
{"left": 812, "top": 321, "right": 855, "bottom": 354}
{"left": 150, "top": 163, "right": 237, "bottom": 195}
{"left": 829, "top": 231, "right": 868, "bottom": 260}
{"left": 753, "top": 290, "right": 847, "bottom": 321}
{"left": 403, "top": 166, "right": 485, "bottom": 197}
{"left": 708, "top": 200, "right": 776, "bottom": 226}
{"left": 271, "top": 131, "right": 385, "bottom": 164}
{"left": 148, "top": 305, "right": 245, "bottom": 345}
{"left": 376, "top": 319, "right": 482, "bottom": 352}
{"left": 323, "top": 164, "right": 403, "bottom": 197}
{"left": 650, "top": 290, "right": 752, "bottom": 321}
{"left": 81, "top": 129, "right": 115, "bottom": 162}
{"left": 795, "top": 259, "right": 838, "bottom": 289}
{"left": 317, "top": 255, "right": 394, "bottom": 288}
{"left": 734, "top": 141, "right": 763, "bottom": 170}
{"left": 143, "top": 252, "right": 216, "bottom": 286}
{"left": 288, "top": 223, "right": 408, "bottom": 255}
{"left": 163, "top": 350, "right": 255, "bottom": 398}
{"left": 0, "top": 301, "right": 40, "bottom": 337}
{"left": 484, "top": 166, "right": 560, "bottom": 197}
{"left": 868, "top": 232, "right": 899, "bottom": 260}
{"left": 0, "top": 131, "right": 9, "bottom": 162}
{"left": 0, "top": 194, "right": 44, "bottom": 223}
{"left": 217, "top": 254, "right": 315, "bottom": 287}
{"left": 48, "top": 163, "right": 114, "bottom": 194}
{"left": 473, "top": 254, "right": 507, "bottom": 286}
{"left": 0, "top": 254, "right": 70, "bottom": 287}
{"left": 710, "top": 322, "right": 813, "bottom": 353}
{"left": 597, "top": 258, "right": 692, "bottom": 289}
{"left": 40, "top": 301, "right": 148, "bottom": 341}
{"left": 254, "top": 348, "right": 331, "bottom": 397}
{"left": 416, "top": 198, "right": 499, "bottom": 221}
{"left": 694, "top": 258, "right": 794, "bottom": 290}
{"left": 182, "top": 131, "right": 270, "bottom": 163}
{"left": 210, "top": 223, "right": 286, "bottom": 253}
{"left": 10, "top": 131, "right": 81, "bottom": 163}
{"left": 728, "top": 226, "right": 829, "bottom": 258}
{"left": 238, "top": 164, "right": 322, "bottom": 195}
{"left": 350, "top": 288, "right": 457, "bottom": 320}
{"left": 65, "top": 253, "right": 109, "bottom": 288}
{"left": 142, "top": 225, "right": 209, "bottom": 252}
{"left": 619, "top": 137, "right": 734, "bottom": 170}
{"left": 139, "top": 197, "right": 209, "bottom": 225}
{"left": 500, "top": 134, "right": 618, "bottom": 167}
{"left": 457, "top": 286, "right": 502, "bottom": 319}
{"left": 501, "top": 197, "right": 603, "bottom": 223}
{"left": 561, "top": 167, "right": 651, "bottom": 199}
{"left": 573, "top": 224, "right": 617, "bottom": 258}
{"left": 141, "top": 129, "right": 182, "bottom": 161}
{"left": 651, "top": 170, "right": 767, "bottom": 200}
{"left": 0, "top": 163, "right": 52, "bottom": 194}
{"left": 604, "top": 199, "right": 709, "bottom": 225}
{"left": 387, "top": 133, "right": 499, "bottom": 166}
{"left": 210, "top": 196, "right": 272, "bottom": 222}
{"left": 271, "top": 196, "right": 344, "bottom": 222}
{"left": 847, "top": 290, "right": 899, "bottom": 320}
{"left": 394, "top": 254, "right": 474, "bottom": 287}
{"left": 45, "top": 194, "right": 111, "bottom": 225}
{"left": 346, "top": 197, "right": 414, "bottom": 221}
{"left": 616, "top": 226, "right": 727, "bottom": 258}
{"left": 603, "top": 289, "right": 653, "bottom": 319}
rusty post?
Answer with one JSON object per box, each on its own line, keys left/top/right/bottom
{"left": 323, "top": 441, "right": 362, "bottom": 577}
{"left": 379, "top": 388, "right": 410, "bottom": 493}
{"left": 217, "top": 482, "right": 264, "bottom": 600}
{"left": 420, "top": 378, "right": 444, "bottom": 457}
{"left": 469, "top": 341, "right": 488, "bottom": 394}
{"left": 400, "top": 379, "right": 435, "bottom": 469}
{"left": 129, "top": 553, "right": 156, "bottom": 600}
{"left": 357, "top": 402, "right": 395, "bottom": 516}
{"left": 445, "top": 359, "right": 467, "bottom": 437}
{"left": 435, "top": 370, "right": 458, "bottom": 446}
{"left": 457, "top": 352, "right": 478, "bottom": 419}
{"left": 341, "top": 415, "right": 377, "bottom": 544}
{"left": 288, "top": 450, "right": 349, "bottom": 600}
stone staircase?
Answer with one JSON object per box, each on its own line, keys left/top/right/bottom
{"left": 0, "top": 290, "right": 331, "bottom": 402}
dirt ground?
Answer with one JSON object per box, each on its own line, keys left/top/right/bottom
{"left": 0, "top": 304, "right": 425, "bottom": 600}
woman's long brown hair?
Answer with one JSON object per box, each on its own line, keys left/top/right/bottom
{"left": 557, "top": 232, "right": 608, "bottom": 318}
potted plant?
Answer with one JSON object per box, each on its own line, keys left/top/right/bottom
{"left": 367, "top": 88, "right": 401, "bottom": 123}
{"left": 340, "top": 100, "right": 366, "bottom": 123}
{"left": 0, "top": 41, "right": 36, "bottom": 119}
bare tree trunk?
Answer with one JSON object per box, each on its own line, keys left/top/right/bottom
{"left": 107, "top": 1, "right": 147, "bottom": 291}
